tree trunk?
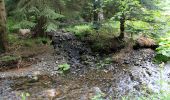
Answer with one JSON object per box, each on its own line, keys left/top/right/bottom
{"left": 0, "top": 0, "right": 7, "bottom": 53}
{"left": 119, "top": 13, "right": 125, "bottom": 39}
{"left": 33, "top": 16, "right": 47, "bottom": 37}
{"left": 93, "top": 0, "right": 102, "bottom": 30}
{"left": 98, "top": 8, "right": 104, "bottom": 21}
{"left": 93, "top": 0, "right": 98, "bottom": 24}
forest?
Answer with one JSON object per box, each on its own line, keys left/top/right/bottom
{"left": 0, "top": 0, "right": 170, "bottom": 99}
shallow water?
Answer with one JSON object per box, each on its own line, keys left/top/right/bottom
{"left": 0, "top": 62, "right": 169, "bottom": 100}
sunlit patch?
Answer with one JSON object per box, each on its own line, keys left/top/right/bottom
{"left": 45, "top": 89, "right": 56, "bottom": 97}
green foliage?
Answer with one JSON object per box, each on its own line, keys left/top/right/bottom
{"left": 0, "top": 55, "right": 20, "bottom": 62}
{"left": 155, "top": 37, "right": 170, "bottom": 62}
{"left": 154, "top": 54, "right": 170, "bottom": 63}
{"left": 45, "top": 22, "right": 59, "bottom": 32}
{"left": 89, "top": 22, "right": 120, "bottom": 52}
{"left": 96, "top": 57, "right": 113, "bottom": 69}
{"left": 40, "top": 8, "right": 64, "bottom": 20}
{"left": 39, "top": 7, "right": 64, "bottom": 32}
{"left": 67, "top": 24, "right": 92, "bottom": 38}
{"left": 58, "top": 63, "right": 70, "bottom": 74}
{"left": 12, "top": 20, "right": 36, "bottom": 31}
{"left": 91, "top": 93, "right": 104, "bottom": 100}
{"left": 7, "top": 18, "right": 35, "bottom": 32}
{"left": 20, "top": 92, "right": 30, "bottom": 100}
{"left": 104, "top": 0, "right": 142, "bottom": 19}
{"left": 7, "top": 17, "right": 16, "bottom": 32}
{"left": 8, "top": 34, "right": 19, "bottom": 44}
{"left": 103, "top": 0, "right": 161, "bottom": 39}
{"left": 126, "top": 20, "right": 150, "bottom": 34}
{"left": 35, "top": 37, "right": 51, "bottom": 45}
{"left": 8, "top": 33, "right": 50, "bottom": 47}
{"left": 65, "top": 22, "right": 120, "bottom": 52}
{"left": 22, "top": 38, "right": 50, "bottom": 47}
{"left": 101, "top": 21, "right": 120, "bottom": 36}
{"left": 157, "top": 38, "right": 170, "bottom": 57}
{"left": 9, "top": 1, "right": 65, "bottom": 33}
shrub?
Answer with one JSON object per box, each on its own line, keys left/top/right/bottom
{"left": 12, "top": 20, "right": 36, "bottom": 31}
{"left": 89, "top": 23, "right": 121, "bottom": 52}
{"left": 67, "top": 21, "right": 121, "bottom": 53}
{"left": 8, "top": 34, "right": 19, "bottom": 44}
{"left": 155, "top": 37, "right": 170, "bottom": 62}
{"left": 7, "top": 17, "right": 16, "bottom": 32}
{"left": 101, "top": 21, "right": 120, "bottom": 36}
{"left": 68, "top": 24, "right": 92, "bottom": 38}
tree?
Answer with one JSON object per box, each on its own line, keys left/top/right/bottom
{"left": 103, "top": 0, "right": 160, "bottom": 39}
{"left": 10, "top": 0, "right": 88, "bottom": 37}
{"left": 0, "top": 0, "right": 7, "bottom": 53}
{"left": 93, "top": 0, "right": 103, "bottom": 30}
{"left": 10, "top": 0, "right": 65, "bottom": 37}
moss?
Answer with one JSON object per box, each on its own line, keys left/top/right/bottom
{"left": 66, "top": 24, "right": 92, "bottom": 38}
{"left": 0, "top": 55, "right": 20, "bottom": 62}
{"left": 154, "top": 54, "right": 170, "bottom": 63}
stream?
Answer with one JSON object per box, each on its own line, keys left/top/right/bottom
{"left": 0, "top": 32, "right": 170, "bottom": 100}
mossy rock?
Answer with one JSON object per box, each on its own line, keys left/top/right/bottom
{"left": 90, "top": 37, "right": 125, "bottom": 54}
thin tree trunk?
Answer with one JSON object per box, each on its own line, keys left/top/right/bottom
{"left": 93, "top": 0, "right": 102, "bottom": 30}
{"left": 0, "top": 0, "right": 7, "bottom": 53}
{"left": 98, "top": 8, "right": 104, "bottom": 21}
{"left": 119, "top": 13, "right": 125, "bottom": 39}
{"left": 93, "top": 0, "right": 98, "bottom": 24}
{"left": 33, "top": 16, "right": 47, "bottom": 37}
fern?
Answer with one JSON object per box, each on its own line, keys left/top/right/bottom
{"left": 12, "top": 20, "right": 36, "bottom": 30}
{"left": 45, "top": 22, "right": 59, "bottom": 32}
{"left": 40, "top": 7, "right": 64, "bottom": 20}
{"left": 10, "top": 0, "right": 66, "bottom": 33}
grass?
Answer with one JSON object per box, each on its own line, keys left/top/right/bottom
{"left": 0, "top": 55, "right": 20, "bottom": 62}
{"left": 66, "top": 24, "right": 92, "bottom": 38}
{"left": 6, "top": 33, "right": 53, "bottom": 59}
{"left": 8, "top": 33, "right": 51, "bottom": 47}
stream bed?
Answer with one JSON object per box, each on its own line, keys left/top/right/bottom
{"left": 0, "top": 55, "right": 169, "bottom": 100}
{"left": 0, "top": 32, "right": 170, "bottom": 100}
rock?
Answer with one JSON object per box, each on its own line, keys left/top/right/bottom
{"left": 42, "top": 88, "right": 62, "bottom": 98}
{"left": 92, "top": 87, "right": 103, "bottom": 94}
{"left": 50, "top": 31, "right": 94, "bottom": 72}
{"left": 18, "top": 29, "right": 31, "bottom": 36}
{"left": 88, "top": 87, "right": 105, "bottom": 100}
{"left": 123, "top": 60, "right": 130, "bottom": 64}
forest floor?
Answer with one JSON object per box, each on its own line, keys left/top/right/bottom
{"left": 0, "top": 32, "right": 170, "bottom": 100}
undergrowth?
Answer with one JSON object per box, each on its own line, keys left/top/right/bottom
{"left": 155, "top": 36, "right": 170, "bottom": 63}
{"left": 66, "top": 24, "right": 92, "bottom": 38}
{"left": 66, "top": 21, "right": 120, "bottom": 52}
{"left": 8, "top": 33, "right": 51, "bottom": 47}
{"left": 0, "top": 55, "right": 20, "bottom": 62}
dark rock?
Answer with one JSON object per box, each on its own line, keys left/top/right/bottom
{"left": 50, "top": 31, "right": 94, "bottom": 71}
